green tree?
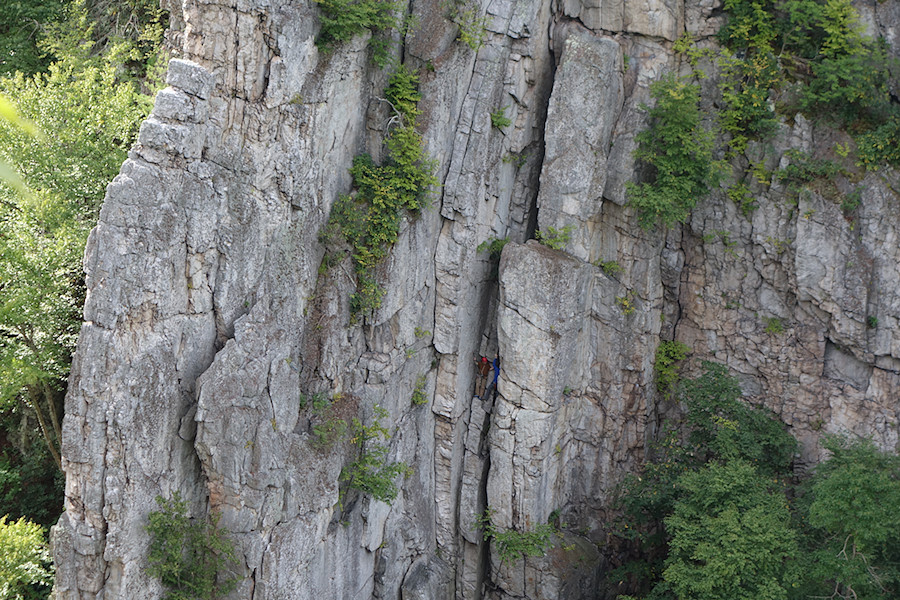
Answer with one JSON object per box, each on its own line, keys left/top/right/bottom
{"left": 794, "top": 437, "right": 900, "bottom": 599}
{"left": 0, "top": 0, "right": 69, "bottom": 76}
{"left": 0, "top": 515, "right": 54, "bottom": 600}
{"left": 146, "top": 494, "right": 238, "bottom": 600}
{"left": 682, "top": 361, "right": 797, "bottom": 477}
{"left": 662, "top": 460, "right": 799, "bottom": 600}
{"left": 0, "top": 3, "right": 161, "bottom": 540}
{"left": 0, "top": 52, "right": 151, "bottom": 470}
{"left": 611, "top": 362, "right": 798, "bottom": 599}
{"left": 626, "top": 75, "right": 719, "bottom": 229}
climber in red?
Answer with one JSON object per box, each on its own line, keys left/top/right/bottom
{"left": 474, "top": 356, "right": 491, "bottom": 397}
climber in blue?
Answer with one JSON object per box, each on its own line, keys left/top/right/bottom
{"left": 483, "top": 357, "right": 500, "bottom": 400}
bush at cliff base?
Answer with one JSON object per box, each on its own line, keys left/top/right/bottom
{"left": 0, "top": 515, "right": 53, "bottom": 600}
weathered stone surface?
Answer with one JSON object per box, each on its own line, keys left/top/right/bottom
{"left": 561, "top": 0, "right": 681, "bottom": 40}
{"left": 536, "top": 27, "right": 623, "bottom": 262}
{"left": 54, "top": 0, "right": 900, "bottom": 599}
{"left": 488, "top": 239, "right": 659, "bottom": 598}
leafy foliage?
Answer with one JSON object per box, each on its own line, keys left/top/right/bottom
{"left": 663, "top": 460, "right": 799, "bottom": 600}
{"left": 535, "top": 225, "right": 573, "bottom": 250}
{"left": 451, "top": 5, "right": 489, "bottom": 51}
{"left": 611, "top": 362, "right": 798, "bottom": 598}
{"left": 314, "top": 0, "right": 402, "bottom": 66}
{"left": 0, "top": 21, "right": 155, "bottom": 476}
{"left": 478, "top": 508, "right": 555, "bottom": 563}
{"left": 710, "top": 0, "right": 899, "bottom": 168}
{"left": 794, "top": 437, "right": 900, "bottom": 599}
{"left": 774, "top": 149, "right": 841, "bottom": 186}
{"left": 654, "top": 341, "right": 690, "bottom": 399}
{"left": 0, "top": 423, "right": 64, "bottom": 528}
{"left": 340, "top": 406, "right": 409, "bottom": 504}
{"left": 799, "top": 0, "right": 895, "bottom": 126}
{"left": 801, "top": 39, "right": 892, "bottom": 125}
{"left": 324, "top": 66, "right": 436, "bottom": 320}
{"left": 145, "top": 494, "right": 238, "bottom": 600}
{"left": 0, "top": 515, "right": 53, "bottom": 600}
{"left": 682, "top": 362, "right": 797, "bottom": 476}
{"left": 717, "top": 51, "right": 780, "bottom": 154}
{"left": 856, "top": 111, "right": 900, "bottom": 169}
{"left": 0, "top": 0, "right": 68, "bottom": 76}
{"left": 0, "top": 2, "right": 162, "bottom": 552}
{"left": 718, "top": 0, "right": 777, "bottom": 51}
{"left": 476, "top": 236, "right": 509, "bottom": 258}
{"left": 596, "top": 260, "right": 624, "bottom": 277}
{"left": 764, "top": 316, "right": 784, "bottom": 335}
{"left": 384, "top": 64, "right": 421, "bottom": 119}
{"left": 612, "top": 357, "right": 900, "bottom": 600}
{"left": 489, "top": 106, "right": 511, "bottom": 129}
{"left": 626, "top": 75, "right": 719, "bottom": 229}
{"left": 410, "top": 374, "right": 428, "bottom": 406}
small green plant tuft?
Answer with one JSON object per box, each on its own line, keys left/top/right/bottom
{"left": 452, "top": 6, "right": 489, "bottom": 50}
{"left": 340, "top": 406, "right": 410, "bottom": 504}
{"left": 866, "top": 315, "right": 878, "bottom": 329}
{"left": 411, "top": 374, "right": 428, "bottom": 406}
{"left": 490, "top": 106, "right": 512, "bottom": 129}
{"left": 595, "top": 260, "right": 624, "bottom": 277}
{"left": 655, "top": 340, "right": 691, "bottom": 398}
{"left": 501, "top": 151, "right": 527, "bottom": 167}
{"left": 764, "top": 316, "right": 784, "bottom": 335}
{"left": 145, "top": 493, "right": 238, "bottom": 600}
{"left": 840, "top": 187, "right": 862, "bottom": 215}
{"left": 535, "top": 225, "right": 573, "bottom": 251}
{"left": 312, "top": 419, "right": 349, "bottom": 449}
{"left": 727, "top": 182, "right": 757, "bottom": 216}
{"left": 476, "top": 236, "right": 509, "bottom": 258}
{"left": 477, "top": 508, "right": 555, "bottom": 563}
{"left": 616, "top": 294, "right": 635, "bottom": 316}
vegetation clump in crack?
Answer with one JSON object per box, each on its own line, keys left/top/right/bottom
{"left": 626, "top": 74, "right": 720, "bottom": 230}
{"left": 145, "top": 493, "right": 238, "bottom": 600}
{"left": 321, "top": 65, "right": 437, "bottom": 320}
{"left": 477, "top": 507, "right": 557, "bottom": 564}
{"left": 313, "top": 0, "right": 405, "bottom": 66}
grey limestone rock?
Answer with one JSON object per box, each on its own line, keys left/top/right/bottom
{"left": 53, "top": 0, "right": 900, "bottom": 599}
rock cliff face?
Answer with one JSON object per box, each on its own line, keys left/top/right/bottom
{"left": 53, "top": 0, "right": 900, "bottom": 599}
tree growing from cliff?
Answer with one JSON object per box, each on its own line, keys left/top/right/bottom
{"left": 626, "top": 75, "right": 719, "bottom": 230}
{"left": 321, "top": 65, "right": 437, "bottom": 319}
{"left": 145, "top": 494, "right": 238, "bottom": 600}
